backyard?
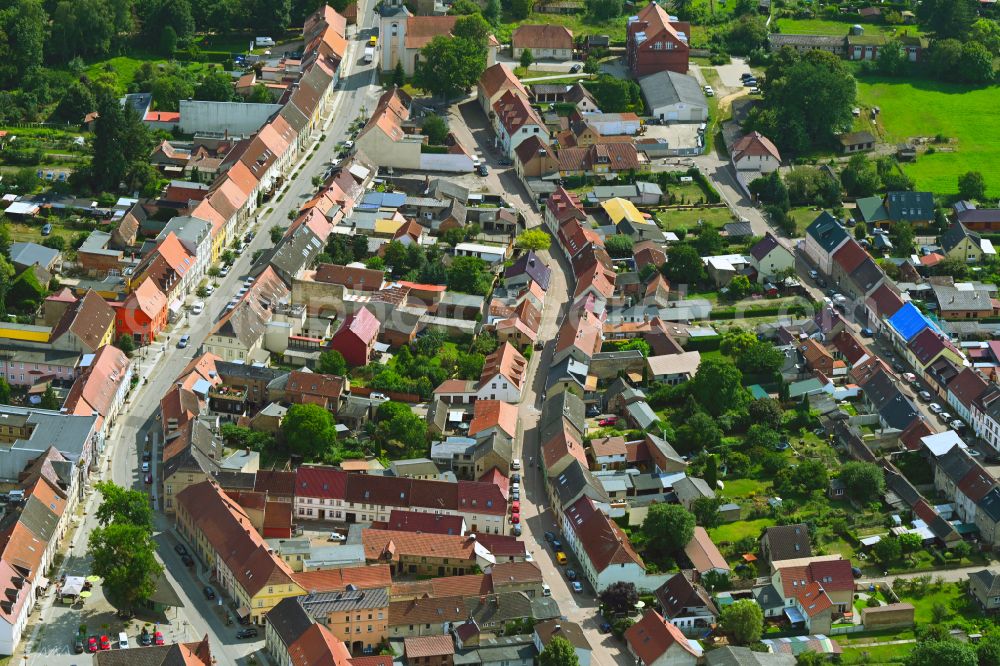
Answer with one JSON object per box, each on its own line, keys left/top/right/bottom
{"left": 655, "top": 206, "right": 735, "bottom": 231}
{"left": 773, "top": 18, "right": 925, "bottom": 38}
{"left": 857, "top": 78, "right": 1000, "bottom": 197}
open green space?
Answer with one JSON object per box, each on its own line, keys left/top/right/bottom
{"left": 496, "top": 12, "right": 630, "bottom": 43}
{"left": 857, "top": 78, "right": 1000, "bottom": 197}
{"left": 841, "top": 643, "right": 910, "bottom": 665}
{"left": 84, "top": 56, "right": 220, "bottom": 96}
{"left": 897, "top": 582, "right": 983, "bottom": 624}
{"left": 655, "top": 207, "right": 734, "bottom": 231}
{"left": 720, "top": 477, "right": 768, "bottom": 498}
{"left": 709, "top": 517, "right": 774, "bottom": 544}
{"left": 774, "top": 18, "right": 925, "bottom": 37}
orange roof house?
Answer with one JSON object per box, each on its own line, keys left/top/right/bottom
{"left": 468, "top": 400, "right": 518, "bottom": 440}
{"left": 62, "top": 345, "right": 131, "bottom": 427}
{"left": 115, "top": 276, "right": 168, "bottom": 346}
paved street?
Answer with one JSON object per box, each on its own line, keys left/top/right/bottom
{"left": 16, "top": 5, "right": 381, "bottom": 664}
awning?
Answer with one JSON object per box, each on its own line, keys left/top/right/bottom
{"left": 236, "top": 606, "right": 251, "bottom": 619}
{"left": 169, "top": 299, "right": 183, "bottom": 314}
{"left": 35, "top": 576, "right": 49, "bottom": 589}
{"left": 62, "top": 576, "right": 85, "bottom": 596}
{"left": 784, "top": 607, "right": 805, "bottom": 624}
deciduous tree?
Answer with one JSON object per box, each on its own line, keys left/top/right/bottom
{"left": 316, "top": 350, "right": 347, "bottom": 375}
{"left": 958, "top": 171, "right": 987, "bottom": 201}
{"left": 642, "top": 503, "right": 695, "bottom": 557}
{"left": 88, "top": 522, "right": 163, "bottom": 610}
{"left": 720, "top": 599, "right": 763, "bottom": 645}
{"left": 599, "top": 581, "right": 638, "bottom": 614}
{"left": 281, "top": 403, "right": 337, "bottom": 460}
{"left": 539, "top": 637, "right": 579, "bottom": 666}
{"left": 689, "top": 358, "right": 746, "bottom": 416}
{"left": 515, "top": 229, "right": 550, "bottom": 251}
{"left": 839, "top": 461, "right": 885, "bottom": 503}
{"left": 94, "top": 481, "right": 153, "bottom": 529}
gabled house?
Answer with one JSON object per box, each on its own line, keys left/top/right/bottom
{"left": 803, "top": 212, "right": 849, "bottom": 275}
{"left": 968, "top": 569, "right": 1000, "bottom": 611}
{"left": 624, "top": 610, "right": 703, "bottom": 666}
{"left": 625, "top": 2, "right": 691, "bottom": 76}
{"left": 477, "top": 63, "right": 528, "bottom": 115}
{"left": 941, "top": 221, "right": 996, "bottom": 264}
{"left": 856, "top": 191, "right": 935, "bottom": 229}
{"left": 492, "top": 90, "right": 548, "bottom": 159}
{"left": 476, "top": 342, "right": 527, "bottom": 403}
{"left": 562, "top": 496, "right": 649, "bottom": 591}
{"left": 115, "top": 277, "right": 169, "bottom": 346}
{"left": 731, "top": 131, "right": 781, "bottom": 174}
{"left": 655, "top": 574, "right": 718, "bottom": 637}
{"left": 329, "top": 306, "right": 379, "bottom": 367}
{"left": 760, "top": 524, "right": 811, "bottom": 568}
{"left": 512, "top": 25, "right": 574, "bottom": 60}
{"left": 749, "top": 232, "right": 794, "bottom": 283}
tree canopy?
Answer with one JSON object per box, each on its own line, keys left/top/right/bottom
{"left": 749, "top": 48, "right": 857, "bottom": 153}
{"left": 89, "top": 522, "right": 164, "bottom": 610}
{"left": 515, "top": 229, "right": 551, "bottom": 251}
{"left": 689, "top": 358, "right": 746, "bottom": 416}
{"left": 538, "top": 637, "right": 580, "bottom": 666}
{"left": 374, "top": 401, "right": 428, "bottom": 457}
{"left": 839, "top": 461, "right": 885, "bottom": 503}
{"left": 281, "top": 403, "right": 337, "bottom": 460}
{"left": 642, "top": 503, "right": 695, "bottom": 558}
{"left": 94, "top": 481, "right": 153, "bottom": 529}
{"left": 720, "top": 599, "right": 764, "bottom": 645}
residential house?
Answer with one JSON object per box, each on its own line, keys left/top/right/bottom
{"left": 646, "top": 352, "right": 700, "bottom": 385}
{"left": 91, "top": 637, "right": 214, "bottom": 666}
{"left": 803, "top": 212, "right": 849, "bottom": 275}
{"left": 62, "top": 345, "right": 132, "bottom": 433}
{"left": 749, "top": 232, "right": 794, "bottom": 283}
{"left": 968, "top": 569, "right": 1000, "bottom": 611}
{"left": 330, "top": 307, "right": 379, "bottom": 367}
{"left": 624, "top": 610, "right": 703, "bottom": 666}
{"left": 558, "top": 143, "right": 642, "bottom": 178}
{"left": 626, "top": 2, "right": 691, "bottom": 76}
{"left": 492, "top": 90, "right": 549, "bottom": 159}
{"left": 543, "top": 187, "right": 586, "bottom": 236}
{"left": 405, "top": 636, "right": 454, "bottom": 666}
{"left": 655, "top": 574, "right": 717, "bottom": 637}
{"left": 379, "top": 12, "right": 498, "bottom": 76}
{"left": 504, "top": 251, "right": 550, "bottom": 292}
{"left": 266, "top": 595, "right": 357, "bottom": 664}
{"left": 477, "top": 63, "right": 529, "bottom": 115}
{"left": 673, "top": 477, "right": 715, "bottom": 510}
{"left": 115, "top": 277, "right": 169, "bottom": 346}
{"left": 477, "top": 342, "right": 527, "bottom": 403}
{"left": 562, "top": 497, "right": 650, "bottom": 591}
{"left": 760, "top": 524, "right": 811, "bottom": 568}
{"left": 953, "top": 201, "right": 1000, "bottom": 232}
{"left": 856, "top": 191, "right": 935, "bottom": 229}
{"left": 948, "top": 367, "right": 989, "bottom": 425}
{"left": 684, "top": 527, "right": 729, "bottom": 578}
{"left": 533, "top": 621, "right": 591, "bottom": 666}
{"left": 511, "top": 25, "right": 574, "bottom": 60}
{"left": 514, "top": 136, "right": 560, "bottom": 186}
{"left": 731, "top": 132, "right": 781, "bottom": 174}
{"left": 941, "top": 221, "right": 996, "bottom": 264}
{"left": 175, "top": 481, "right": 305, "bottom": 624}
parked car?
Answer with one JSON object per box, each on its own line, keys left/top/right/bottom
{"left": 41, "top": 223, "right": 52, "bottom": 236}
{"left": 551, "top": 538, "right": 562, "bottom": 550}
{"left": 544, "top": 531, "right": 555, "bottom": 542}
{"left": 203, "top": 586, "right": 216, "bottom": 600}
{"left": 597, "top": 416, "right": 618, "bottom": 427}
{"left": 100, "top": 635, "right": 111, "bottom": 651}
{"left": 142, "top": 450, "right": 151, "bottom": 462}
{"left": 74, "top": 637, "right": 85, "bottom": 653}
{"left": 703, "top": 85, "right": 714, "bottom": 96}
{"left": 144, "top": 474, "right": 152, "bottom": 484}
{"left": 141, "top": 461, "right": 150, "bottom": 473}
{"left": 566, "top": 568, "right": 577, "bottom": 581}
{"left": 513, "top": 523, "right": 522, "bottom": 537}
{"left": 181, "top": 554, "right": 194, "bottom": 566}
{"left": 154, "top": 631, "right": 164, "bottom": 646}
{"left": 929, "top": 403, "right": 943, "bottom": 414}
{"left": 191, "top": 301, "right": 204, "bottom": 315}
{"left": 511, "top": 512, "right": 520, "bottom": 524}
{"left": 511, "top": 501, "right": 520, "bottom": 512}
{"left": 950, "top": 420, "right": 965, "bottom": 431}
{"left": 542, "top": 583, "right": 551, "bottom": 596}
{"left": 369, "top": 392, "right": 389, "bottom": 402}
{"left": 511, "top": 472, "right": 520, "bottom": 483}
{"left": 237, "top": 628, "right": 259, "bottom": 639}
{"left": 174, "top": 544, "right": 188, "bottom": 556}
{"left": 178, "top": 335, "right": 190, "bottom": 348}
{"left": 599, "top": 621, "right": 612, "bottom": 633}
{"left": 861, "top": 327, "right": 873, "bottom": 337}
{"left": 512, "top": 458, "right": 521, "bottom": 470}
{"left": 511, "top": 489, "right": 519, "bottom": 501}
{"left": 476, "top": 163, "right": 489, "bottom": 177}
{"left": 903, "top": 372, "right": 917, "bottom": 383}
{"left": 586, "top": 405, "right": 600, "bottom": 417}
{"left": 87, "top": 637, "right": 99, "bottom": 653}
{"left": 219, "top": 266, "right": 230, "bottom": 277}
{"left": 939, "top": 412, "right": 953, "bottom": 423}
{"left": 809, "top": 270, "right": 819, "bottom": 279}
{"left": 918, "top": 391, "right": 932, "bottom": 402}
{"left": 852, "top": 566, "right": 863, "bottom": 578}
{"left": 569, "top": 63, "right": 582, "bottom": 73}
{"left": 572, "top": 581, "right": 583, "bottom": 592}
{"left": 139, "top": 632, "right": 152, "bottom": 647}
{"left": 328, "top": 532, "right": 346, "bottom": 542}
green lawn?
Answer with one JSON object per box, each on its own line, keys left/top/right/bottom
{"left": 787, "top": 207, "right": 824, "bottom": 236}
{"left": 720, "top": 477, "right": 768, "bottom": 498}
{"left": 709, "top": 517, "right": 774, "bottom": 544}
{"left": 773, "top": 18, "right": 925, "bottom": 37}
{"left": 841, "top": 644, "right": 910, "bottom": 665}
{"left": 655, "top": 207, "right": 734, "bottom": 231}
{"left": 496, "top": 12, "right": 630, "bottom": 43}
{"left": 857, "top": 78, "right": 1000, "bottom": 197}
{"left": 83, "top": 56, "right": 218, "bottom": 95}
{"left": 898, "top": 582, "right": 983, "bottom": 624}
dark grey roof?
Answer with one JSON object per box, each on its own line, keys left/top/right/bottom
{"left": 505, "top": 251, "right": 551, "bottom": 290}
{"left": 849, "top": 258, "right": 884, "bottom": 294}
{"left": 301, "top": 588, "right": 390, "bottom": 617}
{"left": 724, "top": 221, "right": 753, "bottom": 239}
{"left": 861, "top": 368, "right": 919, "bottom": 431}
{"left": 638, "top": 70, "right": 708, "bottom": 111}
{"left": 93, "top": 642, "right": 209, "bottom": 666}
{"left": 475, "top": 431, "right": 513, "bottom": 462}
{"left": 752, "top": 584, "right": 785, "bottom": 611}
{"left": 216, "top": 361, "right": 288, "bottom": 384}
{"left": 940, "top": 221, "right": 979, "bottom": 254}
{"left": 552, "top": 459, "right": 608, "bottom": 507}
{"left": 19, "top": 494, "right": 59, "bottom": 542}
{"left": 762, "top": 524, "right": 812, "bottom": 562}
{"left": 980, "top": 488, "right": 1000, "bottom": 522}
{"left": 540, "top": 391, "right": 585, "bottom": 443}
{"left": 8, "top": 242, "right": 59, "bottom": 269}
{"left": 885, "top": 470, "right": 921, "bottom": 507}
{"left": 885, "top": 191, "right": 935, "bottom": 222}
{"left": 806, "top": 212, "right": 848, "bottom": 253}
{"left": 655, "top": 574, "right": 717, "bottom": 619}
{"left": 706, "top": 646, "right": 796, "bottom": 666}
{"left": 266, "top": 597, "right": 314, "bottom": 649}
{"left": 969, "top": 569, "right": 1000, "bottom": 597}
{"left": 935, "top": 445, "right": 975, "bottom": 483}
{"left": 269, "top": 225, "right": 325, "bottom": 285}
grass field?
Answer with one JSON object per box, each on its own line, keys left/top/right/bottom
{"left": 858, "top": 78, "right": 1000, "bottom": 197}
{"left": 709, "top": 517, "right": 774, "bottom": 544}
{"left": 898, "top": 582, "right": 983, "bottom": 624}
{"left": 84, "top": 56, "right": 218, "bottom": 95}
{"left": 655, "top": 207, "right": 734, "bottom": 231}
{"left": 773, "top": 18, "right": 925, "bottom": 37}
{"left": 720, "top": 477, "right": 768, "bottom": 498}
{"left": 841, "top": 644, "right": 910, "bottom": 665}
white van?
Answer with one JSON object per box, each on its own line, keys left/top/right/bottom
{"left": 542, "top": 583, "right": 551, "bottom": 596}
{"left": 118, "top": 632, "right": 129, "bottom": 649}
{"left": 255, "top": 37, "right": 275, "bottom": 47}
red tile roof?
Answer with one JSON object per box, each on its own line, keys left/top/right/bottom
{"left": 732, "top": 131, "right": 781, "bottom": 163}
{"left": 625, "top": 610, "right": 699, "bottom": 664}
{"left": 292, "top": 565, "right": 393, "bottom": 592}
{"left": 295, "top": 465, "right": 348, "bottom": 499}
{"left": 468, "top": 400, "right": 518, "bottom": 439}
{"left": 575, "top": 510, "right": 643, "bottom": 573}
{"left": 949, "top": 367, "right": 989, "bottom": 410}
{"left": 833, "top": 239, "right": 869, "bottom": 273}
{"left": 797, "top": 581, "right": 833, "bottom": 618}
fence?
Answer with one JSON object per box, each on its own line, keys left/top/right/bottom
{"left": 351, "top": 386, "right": 422, "bottom": 404}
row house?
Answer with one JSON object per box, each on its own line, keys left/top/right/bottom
{"left": 293, "top": 468, "right": 509, "bottom": 534}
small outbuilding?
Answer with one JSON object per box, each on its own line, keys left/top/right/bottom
{"left": 639, "top": 70, "right": 708, "bottom": 123}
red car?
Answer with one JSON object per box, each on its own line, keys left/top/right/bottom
{"left": 597, "top": 416, "right": 617, "bottom": 426}
{"left": 511, "top": 501, "right": 520, "bottom": 512}
{"left": 100, "top": 635, "right": 111, "bottom": 650}
{"left": 154, "top": 631, "right": 164, "bottom": 646}
{"left": 511, "top": 512, "right": 520, "bottom": 524}
{"left": 87, "top": 637, "right": 98, "bottom": 653}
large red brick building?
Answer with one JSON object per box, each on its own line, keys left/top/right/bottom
{"left": 626, "top": 2, "right": 691, "bottom": 76}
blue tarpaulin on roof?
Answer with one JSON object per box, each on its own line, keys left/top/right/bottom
{"left": 888, "top": 302, "right": 939, "bottom": 342}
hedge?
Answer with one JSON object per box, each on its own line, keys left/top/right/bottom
{"left": 709, "top": 303, "right": 809, "bottom": 320}
{"left": 682, "top": 335, "right": 721, "bottom": 352}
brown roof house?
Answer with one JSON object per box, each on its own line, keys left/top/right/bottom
{"left": 512, "top": 25, "right": 574, "bottom": 60}
{"left": 477, "top": 63, "right": 529, "bottom": 115}
{"left": 625, "top": 609, "right": 703, "bottom": 666}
